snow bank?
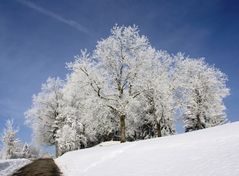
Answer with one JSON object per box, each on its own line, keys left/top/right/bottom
{"left": 56, "top": 122, "right": 239, "bottom": 176}
{"left": 0, "top": 159, "right": 31, "bottom": 176}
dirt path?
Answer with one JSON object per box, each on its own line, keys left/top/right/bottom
{"left": 11, "top": 158, "right": 62, "bottom": 176}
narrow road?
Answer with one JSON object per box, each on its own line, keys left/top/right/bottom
{"left": 11, "top": 158, "right": 62, "bottom": 176}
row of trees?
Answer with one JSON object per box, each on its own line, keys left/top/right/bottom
{"left": 25, "top": 25, "right": 229, "bottom": 157}
{"left": 0, "top": 120, "right": 39, "bottom": 159}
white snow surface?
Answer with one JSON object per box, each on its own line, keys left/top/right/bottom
{"left": 0, "top": 159, "right": 31, "bottom": 176}
{"left": 95, "top": 141, "right": 120, "bottom": 147}
{"left": 56, "top": 122, "right": 239, "bottom": 176}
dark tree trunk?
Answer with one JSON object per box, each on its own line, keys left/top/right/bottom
{"left": 120, "top": 114, "right": 126, "bottom": 143}
{"left": 196, "top": 114, "right": 206, "bottom": 130}
{"left": 157, "top": 122, "right": 162, "bottom": 137}
{"left": 55, "top": 141, "right": 59, "bottom": 157}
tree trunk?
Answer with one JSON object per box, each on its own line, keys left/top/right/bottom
{"left": 120, "top": 114, "right": 126, "bottom": 143}
{"left": 157, "top": 122, "right": 162, "bottom": 137}
{"left": 55, "top": 141, "right": 59, "bottom": 157}
{"left": 196, "top": 114, "right": 205, "bottom": 130}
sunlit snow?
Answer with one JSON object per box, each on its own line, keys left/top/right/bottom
{"left": 56, "top": 122, "right": 239, "bottom": 176}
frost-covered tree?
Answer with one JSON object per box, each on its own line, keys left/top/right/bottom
{"left": 21, "top": 143, "right": 31, "bottom": 158}
{"left": 56, "top": 120, "right": 87, "bottom": 156}
{"left": 135, "top": 51, "right": 177, "bottom": 137}
{"left": 58, "top": 67, "right": 107, "bottom": 148}
{"left": 25, "top": 77, "right": 64, "bottom": 157}
{"left": 67, "top": 25, "right": 156, "bottom": 142}
{"left": 63, "top": 67, "right": 120, "bottom": 144}
{"left": 55, "top": 83, "right": 88, "bottom": 155}
{"left": 130, "top": 51, "right": 177, "bottom": 138}
{"left": 175, "top": 55, "right": 230, "bottom": 132}
{"left": 1, "top": 120, "right": 20, "bottom": 159}
{"left": 21, "top": 143, "right": 40, "bottom": 158}
{"left": 25, "top": 25, "right": 230, "bottom": 155}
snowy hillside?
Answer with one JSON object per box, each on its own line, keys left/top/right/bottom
{"left": 56, "top": 122, "right": 239, "bottom": 176}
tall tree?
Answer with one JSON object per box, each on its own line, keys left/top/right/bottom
{"left": 175, "top": 55, "right": 230, "bottom": 132}
{"left": 60, "top": 63, "right": 114, "bottom": 147}
{"left": 67, "top": 25, "right": 156, "bottom": 142}
{"left": 133, "top": 51, "right": 177, "bottom": 138}
{"left": 1, "top": 120, "right": 20, "bottom": 159}
{"left": 25, "top": 77, "right": 64, "bottom": 157}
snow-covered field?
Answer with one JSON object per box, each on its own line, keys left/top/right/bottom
{"left": 0, "top": 159, "right": 31, "bottom": 176}
{"left": 56, "top": 122, "right": 239, "bottom": 176}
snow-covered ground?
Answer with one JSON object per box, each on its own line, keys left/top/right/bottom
{"left": 56, "top": 122, "right": 239, "bottom": 176}
{"left": 0, "top": 159, "right": 31, "bottom": 176}
{"left": 95, "top": 141, "right": 121, "bottom": 147}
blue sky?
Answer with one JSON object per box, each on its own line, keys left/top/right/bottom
{"left": 0, "top": 0, "right": 238, "bottom": 144}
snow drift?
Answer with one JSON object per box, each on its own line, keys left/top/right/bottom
{"left": 56, "top": 122, "right": 239, "bottom": 176}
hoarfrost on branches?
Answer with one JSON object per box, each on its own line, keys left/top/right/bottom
{"left": 175, "top": 55, "right": 230, "bottom": 132}
{"left": 0, "top": 120, "right": 20, "bottom": 159}
{"left": 25, "top": 25, "right": 230, "bottom": 156}
{"left": 25, "top": 77, "right": 64, "bottom": 156}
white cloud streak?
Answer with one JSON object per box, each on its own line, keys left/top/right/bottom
{"left": 17, "top": 0, "right": 89, "bottom": 34}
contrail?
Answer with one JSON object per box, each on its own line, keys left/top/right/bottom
{"left": 17, "top": 0, "right": 89, "bottom": 34}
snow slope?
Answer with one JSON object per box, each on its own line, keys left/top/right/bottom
{"left": 0, "top": 159, "right": 31, "bottom": 176}
{"left": 56, "top": 122, "right": 239, "bottom": 176}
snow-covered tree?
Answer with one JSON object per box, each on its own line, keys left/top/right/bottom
{"left": 25, "top": 77, "right": 64, "bottom": 157}
{"left": 14, "top": 143, "right": 40, "bottom": 159}
{"left": 25, "top": 25, "right": 230, "bottom": 155}
{"left": 0, "top": 120, "right": 20, "bottom": 159}
{"left": 147, "top": 55, "right": 175, "bottom": 136}
{"left": 67, "top": 25, "right": 156, "bottom": 142}
{"left": 55, "top": 83, "right": 88, "bottom": 155}
{"left": 130, "top": 51, "right": 177, "bottom": 138}
{"left": 175, "top": 55, "right": 230, "bottom": 132}
{"left": 21, "top": 143, "right": 31, "bottom": 158}
{"left": 58, "top": 67, "right": 104, "bottom": 149}
{"left": 56, "top": 120, "right": 87, "bottom": 156}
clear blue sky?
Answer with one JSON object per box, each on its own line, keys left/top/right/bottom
{"left": 0, "top": 0, "right": 238, "bottom": 144}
